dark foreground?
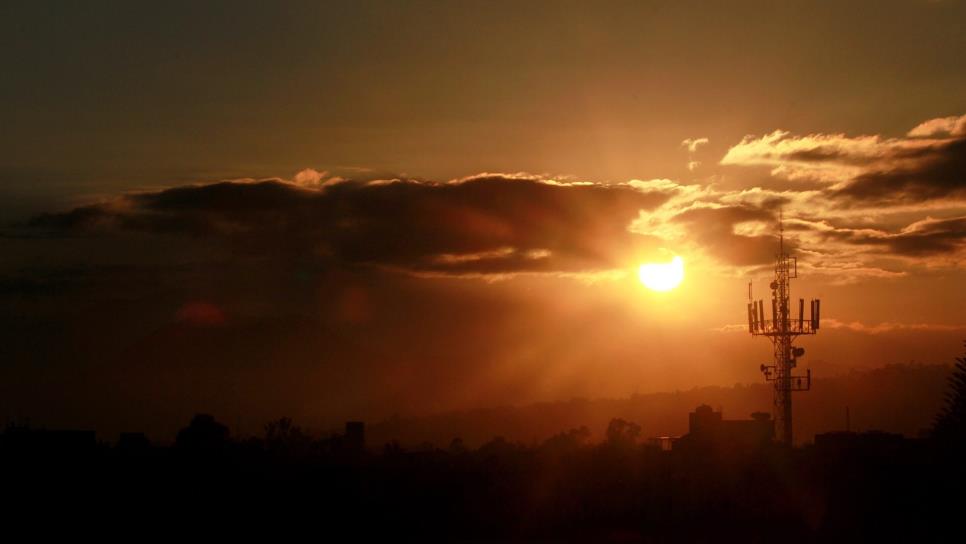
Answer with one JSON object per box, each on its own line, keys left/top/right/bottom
{"left": 3, "top": 419, "right": 963, "bottom": 542}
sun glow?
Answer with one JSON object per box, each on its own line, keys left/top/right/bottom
{"left": 638, "top": 256, "right": 684, "bottom": 292}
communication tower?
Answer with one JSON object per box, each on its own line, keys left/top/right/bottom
{"left": 746, "top": 215, "right": 820, "bottom": 445}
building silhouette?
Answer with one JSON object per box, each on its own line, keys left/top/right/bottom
{"left": 675, "top": 404, "right": 775, "bottom": 453}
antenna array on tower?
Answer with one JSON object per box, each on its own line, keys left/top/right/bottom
{"left": 745, "top": 216, "right": 820, "bottom": 446}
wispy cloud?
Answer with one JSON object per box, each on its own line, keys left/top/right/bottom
{"left": 681, "top": 137, "right": 709, "bottom": 171}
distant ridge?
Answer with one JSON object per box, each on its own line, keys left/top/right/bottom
{"left": 368, "top": 363, "right": 951, "bottom": 448}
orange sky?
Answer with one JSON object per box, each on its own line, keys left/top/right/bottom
{"left": 1, "top": 1, "right": 964, "bottom": 438}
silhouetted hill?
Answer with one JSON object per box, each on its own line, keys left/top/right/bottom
{"left": 368, "top": 363, "right": 951, "bottom": 447}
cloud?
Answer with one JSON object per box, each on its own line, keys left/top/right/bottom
{"left": 818, "top": 215, "right": 966, "bottom": 257}
{"left": 30, "top": 174, "right": 671, "bottom": 277}
{"left": 670, "top": 205, "right": 782, "bottom": 266}
{"left": 720, "top": 114, "right": 966, "bottom": 205}
{"left": 291, "top": 168, "right": 346, "bottom": 188}
{"left": 907, "top": 114, "right": 966, "bottom": 138}
{"left": 627, "top": 179, "right": 812, "bottom": 268}
{"left": 831, "top": 138, "right": 966, "bottom": 204}
{"left": 709, "top": 111, "right": 966, "bottom": 276}
{"left": 292, "top": 168, "right": 326, "bottom": 187}
{"left": 821, "top": 318, "right": 966, "bottom": 335}
{"left": 626, "top": 172, "right": 964, "bottom": 276}
{"left": 681, "top": 137, "right": 709, "bottom": 153}
{"left": 682, "top": 137, "right": 709, "bottom": 171}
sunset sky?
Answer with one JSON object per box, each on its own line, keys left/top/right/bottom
{"left": 2, "top": 1, "right": 964, "bottom": 438}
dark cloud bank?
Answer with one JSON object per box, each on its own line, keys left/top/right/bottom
{"left": 30, "top": 175, "right": 670, "bottom": 275}
{"left": 834, "top": 137, "right": 966, "bottom": 205}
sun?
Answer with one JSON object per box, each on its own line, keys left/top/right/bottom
{"left": 638, "top": 256, "right": 684, "bottom": 292}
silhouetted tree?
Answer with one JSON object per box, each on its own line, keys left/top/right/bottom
{"left": 449, "top": 437, "right": 467, "bottom": 455}
{"left": 383, "top": 439, "right": 404, "bottom": 456}
{"left": 541, "top": 426, "right": 590, "bottom": 454}
{"left": 264, "top": 417, "right": 309, "bottom": 456}
{"left": 605, "top": 418, "right": 641, "bottom": 447}
{"left": 478, "top": 435, "right": 521, "bottom": 458}
{"left": 175, "top": 413, "right": 230, "bottom": 452}
{"left": 933, "top": 341, "right": 966, "bottom": 450}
